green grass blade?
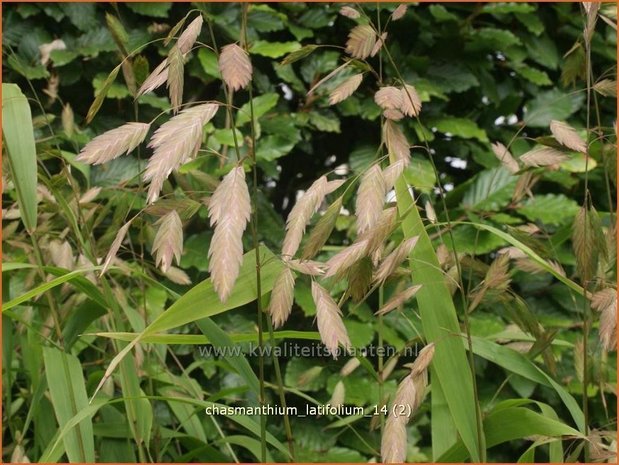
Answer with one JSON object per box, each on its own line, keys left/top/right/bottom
{"left": 42, "top": 347, "right": 95, "bottom": 462}
{"left": 2, "top": 83, "right": 38, "bottom": 233}
{"left": 453, "top": 221, "right": 584, "bottom": 296}
{"left": 395, "top": 179, "right": 483, "bottom": 461}
{"left": 438, "top": 405, "right": 584, "bottom": 461}
{"left": 91, "top": 330, "right": 321, "bottom": 344}
{"left": 146, "top": 245, "right": 282, "bottom": 334}
{"left": 196, "top": 318, "right": 261, "bottom": 396}
{"left": 3, "top": 266, "right": 103, "bottom": 311}
{"left": 470, "top": 336, "right": 584, "bottom": 431}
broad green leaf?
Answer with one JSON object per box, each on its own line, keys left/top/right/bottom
{"left": 281, "top": 45, "right": 319, "bottom": 65}
{"left": 518, "top": 193, "right": 580, "bottom": 226}
{"left": 524, "top": 89, "right": 584, "bottom": 128}
{"left": 198, "top": 48, "right": 220, "bottom": 79}
{"left": 463, "top": 167, "right": 517, "bottom": 211}
{"left": 2, "top": 83, "right": 38, "bottom": 233}
{"left": 236, "top": 93, "right": 279, "bottom": 126}
{"left": 395, "top": 179, "right": 484, "bottom": 460}
{"left": 430, "top": 117, "right": 489, "bottom": 142}
{"left": 251, "top": 40, "right": 301, "bottom": 58}
{"left": 126, "top": 2, "right": 172, "bottom": 18}
{"left": 43, "top": 347, "right": 95, "bottom": 462}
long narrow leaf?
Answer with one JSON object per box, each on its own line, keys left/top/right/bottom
{"left": 2, "top": 83, "right": 38, "bottom": 233}
{"left": 43, "top": 347, "right": 95, "bottom": 462}
{"left": 395, "top": 179, "right": 483, "bottom": 460}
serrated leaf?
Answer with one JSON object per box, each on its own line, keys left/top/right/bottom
{"left": 519, "top": 194, "right": 580, "bottom": 226}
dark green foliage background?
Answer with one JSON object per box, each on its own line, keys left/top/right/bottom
{"left": 2, "top": 2, "right": 617, "bottom": 462}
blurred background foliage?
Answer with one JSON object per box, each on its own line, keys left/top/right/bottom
{"left": 2, "top": 2, "right": 617, "bottom": 462}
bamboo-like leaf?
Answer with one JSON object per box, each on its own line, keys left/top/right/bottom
{"left": 2, "top": 84, "right": 38, "bottom": 233}
{"left": 91, "top": 246, "right": 283, "bottom": 400}
{"left": 394, "top": 177, "right": 483, "bottom": 460}
{"left": 438, "top": 403, "right": 584, "bottom": 462}
{"left": 43, "top": 347, "right": 95, "bottom": 462}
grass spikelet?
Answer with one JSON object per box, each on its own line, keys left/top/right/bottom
{"left": 340, "top": 357, "right": 361, "bottom": 376}
{"left": 356, "top": 164, "right": 386, "bottom": 234}
{"left": 167, "top": 46, "right": 184, "bottom": 114}
{"left": 408, "top": 343, "right": 435, "bottom": 375}
{"left": 345, "top": 24, "right": 376, "bottom": 59}
{"left": 392, "top": 4, "right": 408, "bottom": 20}
{"left": 268, "top": 267, "right": 296, "bottom": 329}
{"left": 207, "top": 166, "right": 251, "bottom": 302}
{"left": 572, "top": 203, "right": 607, "bottom": 281}
{"left": 376, "top": 285, "right": 422, "bottom": 315}
{"left": 375, "top": 86, "right": 403, "bottom": 110}
{"left": 340, "top": 6, "right": 360, "bottom": 19}
{"left": 550, "top": 120, "right": 587, "bottom": 153}
{"left": 177, "top": 15, "right": 203, "bottom": 54}
{"left": 301, "top": 196, "right": 343, "bottom": 259}
{"left": 287, "top": 259, "right": 326, "bottom": 276}
{"left": 219, "top": 43, "right": 252, "bottom": 91}
{"left": 48, "top": 240, "right": 74, "bottom": 270}
{"left": 371, "top": 32, "right": 388, "bottom": 57}
{"left": 324, "top": 240, "right": 369, "bottom": 278}
{"left": 591, "top": 288, "right": 617, "bottom": 351}
{"left": 329, "top": 73, "right": 363, "bottom": 105}
{"left": 381, "top": 415, "right": 407, "bottom": 463}
{"left": 163, "top": 266, "right": 192, "bottom": 285}
{"left": 77, "top": 122, "right": 150, "bottom": 165}
{"left": 152, "top": 210, "right": 183, "bottom": 272}
{"left": 144, "top": 103, "right": 218, "bottom": 203}
{"left": 138, "top": 59, "right": 168, "bottom": 96}
{"left": 374, "top": 237, "right": 419, "bottom": 285}
{"left": 328, "top": 380, "right": 346, "bottom": 406}
{"left": 311, "top": 281, "right": 351, "bottom": 357}
{"left": 347, "top": 257, "right": 374, "bottom": 302}
{"left": 399, "top": 84, "right": 422, "bottom": 117}
{"left": 384, "top": 120, "right": 411, "bottom": 164}
{"left": 383, "top": 160, "right": 406, "bottom": 190}
{"left": 283, "top": 176, "right": 335, "bottom": 258}
{"left": 491, "top": 142, "right": 519, "bottom": 174}
{"left": 101, "top": 221, "right": 132, "bottom": 275}
{"left": 359, "top": 207, "right": 398, "bottom": 254}
{"left": 520, "top": 146, "right": 569, "bottom": 167}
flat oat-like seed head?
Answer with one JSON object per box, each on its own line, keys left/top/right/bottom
{"left": 219, "top": 43, "right": 252, "bottom": 91}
